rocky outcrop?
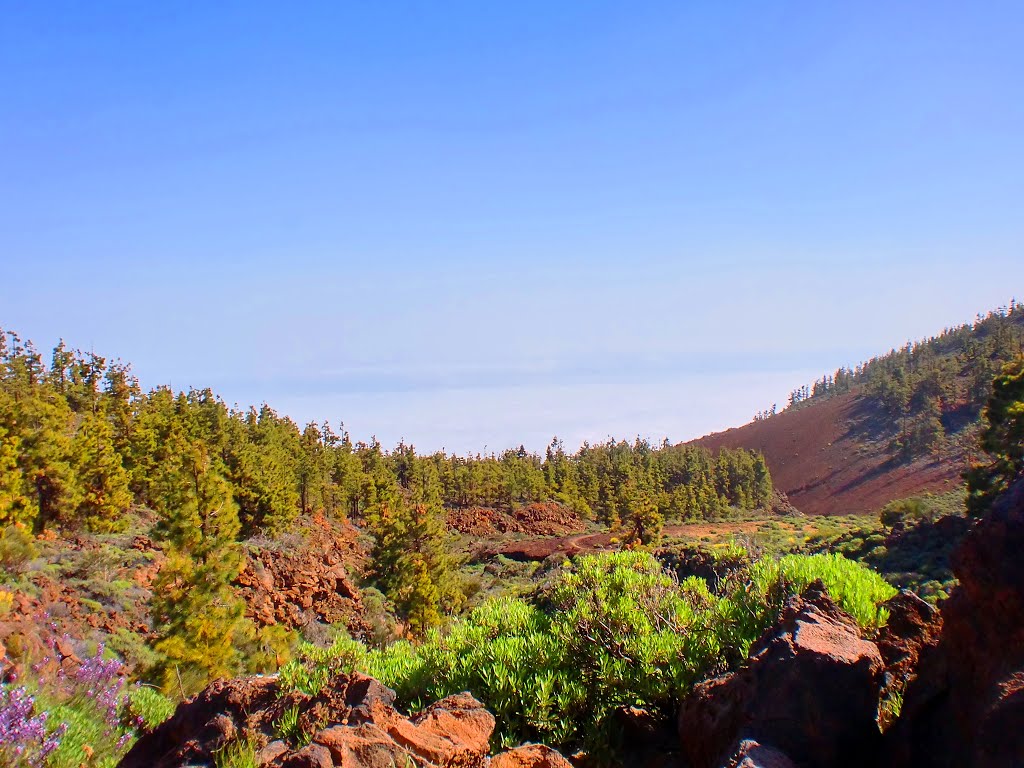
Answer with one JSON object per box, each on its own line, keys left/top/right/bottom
{"left": 489, "top": 745, "right": 573, "bottom": 768}
{"left": 119, "top": 672, "right": 570, "bottom": 768}
{"left": 235, "top": 515, "right": 368, "bottom": 637}
{"left": 119, "top": 675, "right": 282, "bottom": 767}
{"left": 874, "top": 590, "right": 941, "bottom": 697}
{"left": 446, "top": 503, "right": 584, "bottom": 538}
{"left": 678, "top": 582, "right": 886, "bottom": 768}
{"left": 883, "top": 478, "right": 1024, "bottom": 768}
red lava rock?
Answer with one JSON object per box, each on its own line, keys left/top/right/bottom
{"left": 489, "top": 744, "right": 574, "bottom": 768}
{"left": 407, "top": 693, "right": 495, "bottom": 759}
{"left": 118, "top": 676, "right": 280, "bottom": 768}
{"left": 118, "top": 671, "right": 548, "bottom": 768}
{"left": 315, "top": 723, "right": 410, "bottom": 767}
{"left": 874, "top": 589, "right": 942, "bottom": 698}
{"left": 235, "top": 515, "right": 369, "bottom": 638}
{"left": 678, "top": 581, "right": 885, "bottom": 768}
{"left": 257, "top": 740, "right": 290, "bottom": 765}
{"left": 56, "top": 635, "right": 76, "bottom": 658}
{"left": 883, "top": 478, "right": 1024, "bottom": 768}
{"left": 280, "top": 743, "right": 334, "bottom": 768}
{"left": 447, "top": 503, "right": 584, "bottom": 539}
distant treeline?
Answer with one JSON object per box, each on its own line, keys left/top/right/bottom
{"left": 0, "top": 330, "right": 772, "bottom": 538}
{"left": 761, "top": 302, "right": 1024, "bottom": 456}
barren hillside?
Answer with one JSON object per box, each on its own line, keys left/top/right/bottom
{"left": 694, "top": 391, "right": 964, "bottom": 515}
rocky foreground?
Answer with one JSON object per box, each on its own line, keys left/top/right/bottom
{"left": 123, "top": 479, "right": 1024, "bottom": 768}
{"left": 119, "top": 671, "right": 570, "bottom": 768}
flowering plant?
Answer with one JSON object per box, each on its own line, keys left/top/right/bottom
{"left": 0, "top": 685, "right": 65, "bottom": 767}
{"left": 2, "top": 636, "right": 140, "bottom": 767}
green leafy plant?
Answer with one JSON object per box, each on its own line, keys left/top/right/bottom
{"left": 278, "top": 636, "right": 366, "bottom": 696}
{"left": 126, "top": 686, "right": 176, "bottom": 732}
{"left": 214, "top": 737, "right": 260, "bottom": 768}
{"left": 356, "top": 550, "right": 895, "bottom": 762}
{"left": 273, "top": 705, "right": 310, "bottom": 747}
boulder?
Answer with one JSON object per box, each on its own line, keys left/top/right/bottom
{"left": 721, "top": 740, "right": 796, "bottom": 768}
{"left": 489, "top": 744, "right": 574, "bottom": 768}
{"left": 678, "top": 581, "right": 885, "bottom": 768}
{"left": 281, "top": 743, "right": 334, "bottom": 768}
{"left": 874, "top": 590, "right": 941, "bottom": 685}
{"left": 118, "top": 676, "right": 280, "bottom": 768}
{"left": 883, "top": 478, "right": 1024, "bottom": 767}
{"left": 118, "top": 671, "right": 563, "bottom": 768}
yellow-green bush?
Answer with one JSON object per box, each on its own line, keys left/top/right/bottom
{"left": 279, "top": 550, "right": 895, "bottom": 763}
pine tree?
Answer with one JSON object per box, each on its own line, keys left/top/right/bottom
{"left": 16, "top": 391, "right": 80, "bottom": 532}
{"left": 0, "top": 420, "right": 28, "bottom": 525}
{"left": 231, "top": 405, "right": 301, "bottom": 534}
{"left": 149, "top": 434, "right": 247, "bottom": 696}
{"left": 622, "top": 483, "right": 663, "bottom": 547}
{"left": 72, "top": 412, "right": 133, "bottom": 532}
{"left": 367, "top": 497, "right": 460, "bottom": 636}
{"left": 102, "top": 361, "right": 139, "bottom": 455}
{"left": 966, "top": 357, "right": 1024, "bottom": 515}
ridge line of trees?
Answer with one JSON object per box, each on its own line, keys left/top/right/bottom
{"left": 0, "top": 329, "right": 773, "bottom": 540}
{"left": 755, "top": 302, "right": 1024, "bottom": 457}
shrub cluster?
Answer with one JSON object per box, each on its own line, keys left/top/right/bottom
{"left": 281, "top": 550, "right": 895, "bottom": 761}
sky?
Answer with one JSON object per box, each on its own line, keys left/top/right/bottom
{"left": 2, "top": 2, "right": 1023, "bottom": 454}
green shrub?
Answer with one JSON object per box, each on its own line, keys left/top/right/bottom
{"left": 273, "top": 705, "right": 310, "bottom": 747}
{"left": 775, "top": 553, "right": 897, "bottom": 629}
{"left": 126, "top": 686, "right": 176, "bottom": 731}
{"left": 360, "top": 586, "right": 400, "bottom": 649}
{"left": 214, "top": 737, "right": 260, "bottom": 768}
{"left": 108, "top": 627, "right": 163, "bottom": 673}
{"left": 368, "top": 553, "right": 757, "bottom": 758}
{"left": 278, "top": 636, "right": 366, "bottom": 696}
{"left": 0, "top": 524, "right": 37, "bottom": 576}
{"left": 43, "top": 699, "right": 124, "bottom": 768}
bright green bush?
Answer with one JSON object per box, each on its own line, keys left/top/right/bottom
{"left": 278, "top": 636, "right": 366, "bottom": 696}
{"left": 775, "top": 552, "right": 897, "bottom": 628}
{"left": 277, "top": 550, "right": 896, "bottom": 763}
{"left": 364, "top": 551, "right": 895, "bottom": 759}
{"left": 126, "top": 686, "right": 176, "bottom": 731}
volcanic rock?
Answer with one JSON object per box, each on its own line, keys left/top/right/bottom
{"left": 489, "top": 744, "right": 574, "bottom": 768}
{"left": 883, "top": 477, "right": 1024, "bottom": 767}
{"left": 874, "top": 589, "right": 942, "bottom": 706}
{"left": 235, "top": 514, "right": 369, "bottom": 638}
{"left": 119, "top": 671, "right": 569, "bottom": 768}
{"left": 678, "top": 581, "right": 885, "bottom": 768}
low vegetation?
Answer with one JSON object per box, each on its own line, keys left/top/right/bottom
{"left": 278, "top": 550, "right": 895, "bottom": 761}
{"left": 0, "top": 640, "right": 175, "bottom": 768}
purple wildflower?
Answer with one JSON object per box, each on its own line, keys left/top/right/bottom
{"left": 0, "top": 686, "right": 60, "bottom": 768}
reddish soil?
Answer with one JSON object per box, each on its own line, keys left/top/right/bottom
{"left": 693, "top": 392, "right": 964, "bottom": 515}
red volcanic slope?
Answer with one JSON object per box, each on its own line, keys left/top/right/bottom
{"left": 693, "top": 392, "right": 963, "bottom": 516}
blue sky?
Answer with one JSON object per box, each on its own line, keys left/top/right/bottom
{"left": 2, "top": 2, "right": 1022, "bottom": 453}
